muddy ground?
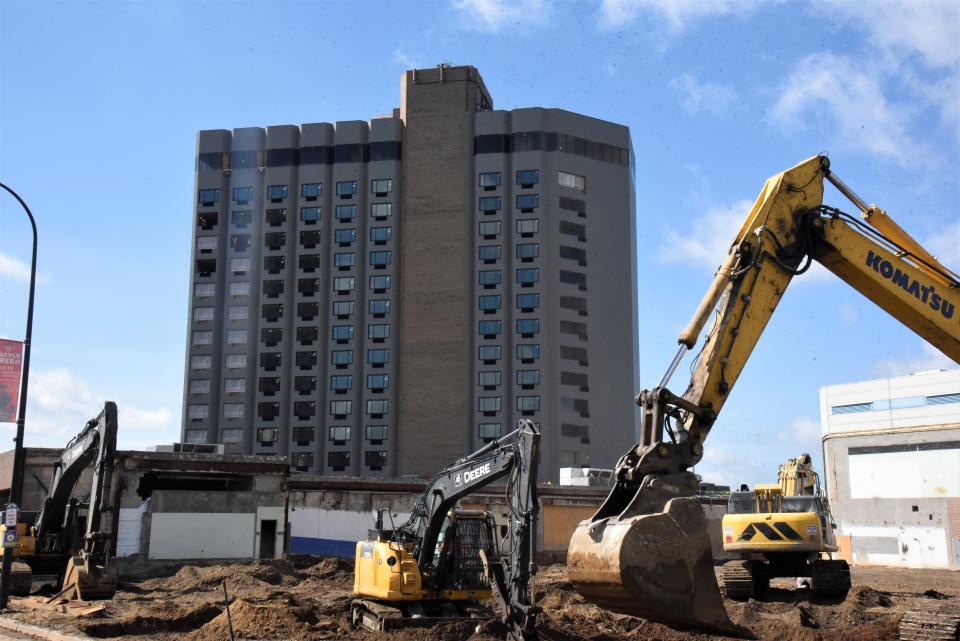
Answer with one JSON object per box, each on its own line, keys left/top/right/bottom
{"left": 3, "top": 557, "right": 958, "bottom": 640}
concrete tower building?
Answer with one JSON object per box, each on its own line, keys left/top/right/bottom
{"left": 181, "top": 65, "right": 639, "bottom": 482}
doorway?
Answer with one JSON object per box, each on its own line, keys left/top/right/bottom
{"left": 259, "top": 519, "right": 277, "bottom": 559}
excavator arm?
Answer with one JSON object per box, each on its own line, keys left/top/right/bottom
{"left": 567, "top": 155, "right": 959, "bottom": 634}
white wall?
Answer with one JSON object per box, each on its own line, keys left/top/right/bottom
{"left": 148, "top": 512, "right": 256, "bottom": 560}
{"left": 849, "top": 449, "right": 960, "bottom": 499}
{"left": 116, "top": 501, "right": 149, "bottom": 557}
{"left": 844, "top": 523, "right": 949, "bottom": 569}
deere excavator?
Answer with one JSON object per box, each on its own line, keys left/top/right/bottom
{"left": 720, "top": 453, "right": 848, "bottom": 599}
{"left": 352, "top": 419, "right": 541, "bottom": 640}
{"left": 566, "top": 155, "right": 960, "bottom": 634}
{"left": 0, "top": 402, "right": 119, "bottom": 600}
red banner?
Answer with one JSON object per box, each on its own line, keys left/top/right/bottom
{"left": 0, "top": 339, "right": 24, "bottom": 423}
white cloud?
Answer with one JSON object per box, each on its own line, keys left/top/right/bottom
{"left": 0, "top": 253, "right": 32, "bottom": 283}
{"left": 777, "top": 416, "right": 822, "bottom": 446}
{"left": 770, "top": 52, "right": 928, "bottom": 165}
{"left": 669, "top": 73, "right": 737, "bottom": 115}
{"left": 391, "top": 45, "right": 419, "bottom": 69}
{"left": 873, "top": 342, "right": 958, "bottom": 378}
{"left": 451, "top": 0, "right": 549, "bottom": 32}
{"left": 923, "top": 219, "right": 960, "bottom": 270}
{"left": 600, "top": 0, "right": 773, "bottom": 30}
{"left": 813, "top": 0, "right": 959, "bottom": 70}
{"left": 12, "top": 367, "right": 177, "bottom": 451}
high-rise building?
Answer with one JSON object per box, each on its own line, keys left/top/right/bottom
{"left": 181, "top": 65, "right": 639, "bottom": 482}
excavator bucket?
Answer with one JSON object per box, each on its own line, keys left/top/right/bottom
{"left": 61, "top": 555, "right": 118, "bottom": 600}
{"left": 568, "top": 496, "right": 741, "bottom": 636}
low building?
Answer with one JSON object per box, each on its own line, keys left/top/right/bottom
{"left": 819, "top": 368, "right": 960, "bottom": 569}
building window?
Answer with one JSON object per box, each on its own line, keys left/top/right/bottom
{"left": 367, "top": 349, "right": 390, "bottom": 366}
{"left": 371, "top": 203, "right": 392, "bottom": 219}
{"left": 478, "top": 396, "right": 501, "bottom": 414}
{"left": 479, "top": 345, "right": 501, "bottom": 362}
{"left": 333, "top": 300, "right": 355, "bottom": 318}
{"left": 194, "top": 283, "right": 215, "bottom": 299}
{"left": 516, "top": 243, "right": 539, "bottom": 261}
{"left": 479, "top": 245, "right": 501, "bottom": 263}
{"left": 231, "top": 210, "right": 252, "bottom": 228}
{"left": 335, "top": 228, "right": 356, "bottom": 245}
{"left": 479, "top": 295, "right": 501, "bottom": 312}
{"left": 332, "top": 325, "right": 354, "bottom": 342}
{"left": 230, "top": 233, "right": 251, "bottom": 252}
{"left": 365, "top": 450, "right": 388, "bottom": 471}
{"left": 294, "top": 376, "right": 316, "bottom": 395}
{"left": 193, "top": 307, "right": 214, "bottom": 322}
{"left": 371, "top": 179, "right": 393, "bottom": 195}
{"left": 336, "top": 181, "right": 358, "bottom": 197}
{"left": 479, "top": 221, "right": 501, "bottom": 238}
{"left": 263, "top": 303, "right": 283, "bottom": 324}
{"left": 188, "top": 404, "right": 209, "bottom": 420}
{"left": 295, "top": 351, "right": 317, "bottom": 369}
{"left": 366, "top": 424, "right": 388, "bottom": 442}
{"left": 516, "top": 268, "right": 540, "bottom": 285}
{"left": 478, "top": 422, "right": 501, "bottom": 441}
{"left": 366, "top": 399, "right": 388, "bottom": 416}
{"left": 224, "top": 378, "right": 245, "bottom": 394}
{"left": 335, "top": 252, "right": 356, "bottom": 269}
{"left": 296, "top": 326, "right": 319, "bottom": 344}
{"left": 330, "top": 400, "right": 352, "bottom": 416}
{"left": 298, "top": 254, "right": 320, "bottom": 272}
{"left": 516, "top": 219, "right": 539, "bottom": 236}
{"left": 292, "top": 452, "right": 314, "bottom": 470}
{"left": 263, "top": 279, "right": 284, "bottom": 298}
{"left": 558, "top": 170, "right": 586, "bottom": 192}
{"left": 190, "top": 354, "right": 212, "bottom": 370}
{"left": 298, "top": 302, "right": 319, "bottom": 320}
{"left": 301, "top": 207, "right": 321, "bottom": 224}
{"left": 369, "top": 299, "right": 391, "bottom": 316}
{"left": 368, "top": 323, "right": 390, "bottom": 340}
{"left": 367, "top": 374, "right": 389, "bottom": 391}
{"left": 479, "top": 270, "right": 502, "bottom": 287}
{"left": 260, "top": 352, "right": 282, "bottom": 370}
{"left": 517, "top": 344, "right": 540, "bottom": 361}
{"left": 191, "top": 331, "right": 213, "bottom": 347}
{"left": 233, "top": 186, "right": 253, "bottom": 204}
{"left": 189, "top": 379, "right": 210, "bottom": 395}
{"left": 329, "top": 425, "right": 351, "bottom": 443}
{"left": 517, "top": 395, "right": 540, "bottom": 413}
{"left": 336, "top": 204, "right": 357, "bottom": 221}
{"left": 369, "top": 275, "right": 392, "bottom": 291}
{"left": 479, "top": 196, "right": 502, "bottom": 212}
{"left": 301, "top": 182, "right": 322, "bottom": 200}
{"left": 479, "top": 320, "right": 502, "bottom": 337}
{"left": 370, "top": 226, "right": 393, "bottom": 243}
{"left": 330, "top": 375, "right": 353, "bottom": 391}
{"left": 334, "top": 276, "right": 356, "bottom": 293}
{"left": 225, "top": 354, "right": 246, "bottom": 369}
{"left": 230, "top": 257, "right": 251, "bottom": 274}
{"left": 228, "top": 281, "right": 249, "bottom": 298}
{"left": 370, "top": 251, "right": 392, "bottom": 267}
{"left": 517, "top": 369, "right": 540, "bottom": 387}
{"left": 198, "top": 188, "right": 219, "bottom": 206}
{"left": 478, "top": 371, "right": 501, "bottom": 389}
{"left": 929, "top": 393, "right": 960, "bottom": 405}
{"left": 264, "top": 232, "right": 286, "bottom": 250}
{"left": 197, "top": 211, "right": 218, "bottom": 230}
{"left": 257, "top": 427, "right": 279, "bottom": 445}
{"left": 266, "top": 185, "right": 288, "bottom": 202}
{"left": 228, "top": 305, "right": 248, "bottom": 321}
{"left": 223, "top": 403, "right": 244, "bottom": 419}
{"left": 259, "top": 376, "right": 281, "bottom": 395}
{"left": 328, "top": 451, "right": 351, "bottom": 471}
{"left": 517, "top": 293, "right": 540, "bottom": 311}
{"left": 261, "top": 327, "right": 282, "bottom": 346}
{"left": 516, "top": 169, "right": 539, "bottom": 188}
{"left": 517, "top": 319, "right": 540, "bottom": 336}
{"left": 331, "top": 350, "right": 353, "bottom": 367}
{"left": 197, "top": 236, "right": 217, "bottom": 252}
{"left": 293, "top": 427, "right": 315, "bottom": 445}
{"left": 479, "top": 172, "right": 501, "bottom": 190}
{"left": 195, "top": 257, "right": 216, "bottom": 277}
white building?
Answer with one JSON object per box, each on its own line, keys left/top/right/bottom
{"left": 819, "top": 368, "right": 960, "bottom": 569}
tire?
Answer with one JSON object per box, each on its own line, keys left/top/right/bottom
{"left": 810, "top": 559, "right": 850, "bottom": 599}
{"left": 720, "top": 560, "right": 755, "bottom": 600}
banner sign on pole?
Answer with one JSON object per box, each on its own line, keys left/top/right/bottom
{"left": 0, "top": 339, "right": 24, "bottom": 423}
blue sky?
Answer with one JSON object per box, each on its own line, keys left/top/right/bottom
{"left": 0, "top": 0, "right": 957, "bottom": 487}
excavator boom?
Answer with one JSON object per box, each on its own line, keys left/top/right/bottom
{"left": 567, "top": 155, "right": 960, "bottom": 634}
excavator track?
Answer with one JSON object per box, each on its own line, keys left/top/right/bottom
{"left": 7, "top": 561, "right": 33, "bottom": 596}
{"left": 719, "top": 560, "right": 755, "bottom": 600}
{"left": 809, "top": 559, "right": 851, "bottom": 599}
{"left": 351, "top": 598, "right": 492, "bottom": 632}
{"left": 899, "top": 602, "right": 960, "bottom": 641}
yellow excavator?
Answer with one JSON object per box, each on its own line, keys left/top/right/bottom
{"left": 566, "top": 155, "right": 959, "bottom": 634}
{"left": 720, "top": 454, "right": 848, "bottom": 599}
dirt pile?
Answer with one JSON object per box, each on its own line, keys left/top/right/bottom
{"left": 187, "top": 598, "right": 338, "bottom": 641}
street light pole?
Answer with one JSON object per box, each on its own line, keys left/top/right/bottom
{"left": 0, "top": 182, "right": 37, "bottom": 610}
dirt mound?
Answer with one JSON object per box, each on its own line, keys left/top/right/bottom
{"left": 187, "top": 598, "right": 339, "bottom": 641}
{"left": 302, "top": 556, "right": 354, "bottom": 582}
{"left": 80, "top": 602, "right": 221, "bottom": 638}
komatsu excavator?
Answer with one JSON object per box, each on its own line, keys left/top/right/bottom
{"left": 566, "top": 155, "right": 960, "bottom": 634}
{"left": 720, "top": 454, "right": 848, "bottom": 599}
{"left": 0, "top": 402, "right": 119, "bottom": 599}
{"left": 352, "top": 419, "right": 541, "bottom": 640}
